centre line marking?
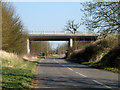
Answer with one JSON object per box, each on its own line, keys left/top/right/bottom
{"left": 54, "top": 59, "right": 87, "bottom": 78}
{"left": 93, "top": 80, "right": 111, "bottom": 89}
{"left": 54, "top": 59, "right": 111, "bottom": 89}
{"left": 75, "top": 72, "right": 87, "bottom": 77}
{"left": 67, "top": 67, "right": 73, "bottom": 71}
{"left": 54, "top": 59, "right": 61, "bottom": 65}
{"left": 55, "top": 59, "right": 87, "bottom": 78}
{"left": 54, "top": 59, "right": 57, "bottom": 62}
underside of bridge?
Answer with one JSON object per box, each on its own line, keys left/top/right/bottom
{"left": 27, "top": 34, "right": 98, "bottom": 54}
{"left": 29, "top": 34, "right": 97, "bottom": 41}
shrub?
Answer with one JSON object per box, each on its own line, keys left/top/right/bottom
{"left": 100, "top": 47, "right": 120, "bottom": 68}
{"left": 68, "top": 35, "right": 119, "bottom": 68}
{"left": 97, "top": 40, "right": 108, "bottom": 48}
{"left": 2, "top": 2, "right": 28, "bottom": 55}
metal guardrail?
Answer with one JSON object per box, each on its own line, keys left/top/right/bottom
{"left": 27, "top": 30, "right": 97, "bottom": 35}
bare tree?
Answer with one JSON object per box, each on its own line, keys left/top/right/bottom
{"left": 64, "top": 20, "right": 81, "bottom": 34}
{"left": 64, "top": 20, "right": 81, "bottom": 52}
{"left": 81, "top": 2, "right": 120, "bottom": 38}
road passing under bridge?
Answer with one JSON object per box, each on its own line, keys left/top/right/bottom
{"left": 33, "top": 57, "right": 118, "bottom": 88}
{"left": 27, "top": 30, "right": 98, "bottom": 54}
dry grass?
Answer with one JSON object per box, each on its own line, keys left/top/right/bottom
{"left": 1, "top": 50, "right": 39, "bottom": 68}
{"left": 1, "top": 50, "right": 40, "bottom": 88}
{"left": 23, "top": 55, "right": 38, "bottom": 62}
{"left": 1, "top": 50, "right": 24, "bottom": 68}
{"left": 1, "top": 50, "right": 22, "bottom": 61}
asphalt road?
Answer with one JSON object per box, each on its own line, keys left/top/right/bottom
{"left": 34, "top": 57, "right": 119, "bottom": 89}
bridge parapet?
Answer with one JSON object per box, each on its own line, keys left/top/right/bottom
{"left": 27, "top": 30, "right": 97, "bottom": 35}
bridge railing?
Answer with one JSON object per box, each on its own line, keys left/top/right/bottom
{"left": 27, "top": 30, "right": 97, "bottom": 35}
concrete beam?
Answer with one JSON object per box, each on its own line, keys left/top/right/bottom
{"left": 27, "top": 38, "right": 31, "bottom": 54}
{"left": 29, "top": 34, "right": 98, "bottom": 41}
{"left": 69, "top": 38, "right": 73, "bottom": 48}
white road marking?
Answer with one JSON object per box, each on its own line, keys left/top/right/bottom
{"left": 93, "top": 80, "right": 112, "bottom": 89}
{"left": 75, "top": 72, "right": 87, "bottom": 77}
{"left": 48, "top": 58, "right": 113, "bottom": 89}
{"left": 54, "top": 59, "right": 62, "bottom": 65}
{"left": 62, "top": 65, "right": 65, "bottom": 67}
{"left": 67, "top": 67, "right": 73, "bottom": 71}
{"left": 54, "top": 59, "right": 87, "bottom": 78}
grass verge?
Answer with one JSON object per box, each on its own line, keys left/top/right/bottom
{"left": 68, "top": 58, "right": 120, "bottom": 73}
{"left": 1, "top": 50, "right": 40, "bottom": 88}
{"left": 81, "top": 61, "right": 120, "bottom": 73}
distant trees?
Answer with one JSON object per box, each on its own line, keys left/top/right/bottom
{"left": 81, "top": 2, "right": 120, "bottom": 38}
{"left": 56, "top": 43, "right": 68, "bottom": 55}
{"left": 31, "top": 41, "right": 52, "bottom": 56}
{"left": 2, "top": 2, "right": 28, "bottom": 54}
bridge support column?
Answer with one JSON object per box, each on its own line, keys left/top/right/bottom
{"left": 69, "top": 38, "right": 73, "bottom": 48}
{"left": 27, "top": 38, "right": 31, "bottom": 54}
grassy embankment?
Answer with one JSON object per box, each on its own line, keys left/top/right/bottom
{"left": 67, "top": 35, "right": 120, "bottom": 73}
{"left": 1, "top": 50, "right": 40, "bottom": 88}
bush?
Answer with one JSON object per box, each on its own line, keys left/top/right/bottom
{"left": 2, "top": 2, "right": 28, "bottom": 54}
{"left": 67, "top": 35, "right": 119, "bottom": 70}
{"left": 97, "top": 40, "right": 108, "bottom": 48}
{"left": 82, "top": 45, "right": 104, "bottom": 61}
{"left": 100, "top": 47, "right": 120, "bottom": 68}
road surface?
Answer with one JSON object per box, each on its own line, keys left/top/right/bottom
{"left": 34, "top": 57, "right": 119, "bottom": 89}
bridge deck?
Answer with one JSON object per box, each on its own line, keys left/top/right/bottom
{"left": 29, "top": 34, "right": 98, "bottom": 41}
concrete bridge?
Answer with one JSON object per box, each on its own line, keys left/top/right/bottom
{"left": 27, "top": 31, "right": 98, "bottom": 54}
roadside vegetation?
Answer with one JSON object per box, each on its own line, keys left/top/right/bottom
{"left": 2, "top": 2, "right": 27, "bottom": 55}
{"left": 2, "top": 2, "right": 51, "bottom": 56}
{"left": 1, "top": 2, "right": 41, "bottom": 88}
{"left": 65, "top": 2, "right": 120, "bottom": 73}
{"left": 67, "top": 35, "right": 120, "bottom": 73}
{"left": 56, "top": 43, "right": 68, "bottom": 55}
{"left": 31, "top": 41, "right": 52, "bottom": 56}
{"left": 1, "top": 50, "right": 40, "bottom": 88}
